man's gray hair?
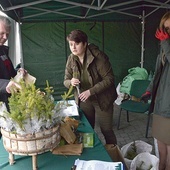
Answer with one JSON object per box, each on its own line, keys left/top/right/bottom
{"left": 0, "top": 15, "right": 11, "bottom": 27}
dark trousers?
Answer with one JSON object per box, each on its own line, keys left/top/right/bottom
{"left": 80, "top": 99, "right": 117, "bottom": 144}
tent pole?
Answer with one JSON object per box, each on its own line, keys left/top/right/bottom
{"left": 141, "top": 10, "right": 145, "bottom": 68}
{"left": 17, "top": 22, "right": 24, "bottom": 68}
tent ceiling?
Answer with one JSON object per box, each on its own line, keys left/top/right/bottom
{"left": 0, "top": 0, "right": 170, "bottom": 22}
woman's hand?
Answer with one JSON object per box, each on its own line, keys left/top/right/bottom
{"left": 79, "top": 90, "right": 91, "bottom": 102}
{"left": 70, "top": 78, "right": 80, "bottom": 86}
{"left": 6, "top": 80, "right": 21, "bottom": 93}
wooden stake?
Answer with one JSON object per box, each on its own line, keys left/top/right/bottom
{"left": 32, "top": 155, "right": 37, "bottom": 170}
{"left": 9, "top": 152, "right": 15, "bottom": 165}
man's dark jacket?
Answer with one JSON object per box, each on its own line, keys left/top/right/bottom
{"left": 0, "top": 45, "right": 16, "bottom": 109}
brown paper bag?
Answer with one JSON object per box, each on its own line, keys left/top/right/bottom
{"left": 131, "top": 96, "right": 140, "bottom": 102}
{"left": 105, "top": 144, "right": 129, "bottom": 170}
{"left": 52, "top": 144, "right": 83, "bottom": 155}
{"left": 64, "top": 116, "right": 79, "bottom": 129}
{"left": 60, "top": 122, "right": 76, "bottom": 144}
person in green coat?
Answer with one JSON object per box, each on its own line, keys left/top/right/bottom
{"left": 64, "top": 29, "right": 117, "bottom": 144}
{"left": 141, "top": 12, "right": 170, "bottom": 170}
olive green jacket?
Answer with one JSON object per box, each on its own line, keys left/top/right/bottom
{"left": 147, "top": 39, "right": 170, "bottom": 117}
{"left": 64, "top": 43, "right": 117, "bottom": 111}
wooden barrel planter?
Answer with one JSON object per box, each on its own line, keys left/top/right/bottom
{"left": 1, "top": 124, "right": 60, "bottom": 170}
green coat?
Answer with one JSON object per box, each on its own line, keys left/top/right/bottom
{"left": 147, "top": 39, "right": 170, "bottom": 117}
{"left": 64, "top": 43, "right": 117, "bottom": 111}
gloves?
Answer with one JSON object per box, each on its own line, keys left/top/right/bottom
{"left": 155, "top": 29, "right": 170, "bottom": 41}
{"left": 140, "top": 91, "right": 151, "bottom": 103}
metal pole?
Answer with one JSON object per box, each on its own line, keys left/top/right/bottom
{"left": 141, "top": 10, "right": 145, "bottom": 68}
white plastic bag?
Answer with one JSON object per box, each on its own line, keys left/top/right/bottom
{"left": 130, "top": 152, "right": 159, "bottom": 170}
{"left": 114, "top": 83, "right": 125, "bottom": 105}
{"left": 154, "top": 138, "right": 159, "bottom": 158}
{"left": 121, "top": 140, "right": 153, "bottom": 169}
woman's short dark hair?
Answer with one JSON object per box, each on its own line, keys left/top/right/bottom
{"left": 67, "top": 30, "right": 88, "bottom": 44}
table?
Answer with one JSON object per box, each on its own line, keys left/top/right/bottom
{"left": 0, "top": 111, "right": 112, "bottom": 170}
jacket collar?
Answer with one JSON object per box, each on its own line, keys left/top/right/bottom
{"left": 86, "top": 45, "right": 94, "bottom": 65}
{"left": 72, "top": 44, "right": 95, "bottom": 66}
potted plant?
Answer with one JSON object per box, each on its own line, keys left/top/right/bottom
{"left": 0, "top": 73, "right": 61, "bottom": 169}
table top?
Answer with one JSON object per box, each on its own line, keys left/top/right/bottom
{"left": 0, "top": 111, "right": 112, "bottom": 170}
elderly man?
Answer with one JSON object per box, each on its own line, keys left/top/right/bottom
{"left": 0, "top": 15, "right": 26, "bottom": 138}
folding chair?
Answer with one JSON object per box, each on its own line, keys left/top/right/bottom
{"left": 117, "top": 80, "right": 151, "bottom": 138}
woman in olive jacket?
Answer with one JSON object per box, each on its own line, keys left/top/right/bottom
{"left": 141, "top": 12, "right": 170, "bottom": 170}
{"left": 64, "top": 30, "right": 117, "bottom": 144}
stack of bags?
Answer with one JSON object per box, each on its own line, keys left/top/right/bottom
{"left": 52, "top": 117, "right": 83, "bottom": 155}
{"left": 121, "top": 140, "right": 159, "bottom": 170}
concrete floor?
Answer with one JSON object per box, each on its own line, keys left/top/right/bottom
{"left": 95, "top": 103, "right": 155, "bottom": 154}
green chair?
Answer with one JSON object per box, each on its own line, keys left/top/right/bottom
{"left": 117, "top": 79, "right": 151, "bottom": 138}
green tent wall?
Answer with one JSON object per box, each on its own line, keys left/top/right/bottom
{"left": 1, "top": 0, "right": 165, "bottom": 100}
{"left": 21, "top": 18, "right": 158, "bottom": 100}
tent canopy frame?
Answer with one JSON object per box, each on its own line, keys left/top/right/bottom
{"left": 0, "top": 0, "right": 170, "bottom": 23}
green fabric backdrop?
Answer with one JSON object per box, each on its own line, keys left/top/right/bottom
{"left": 21, "top": 20, "right": 158, "bottom": 100}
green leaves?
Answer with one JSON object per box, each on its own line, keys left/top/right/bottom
{"left": 7, "top": 80, "right": 55, "bottom": 130}
{"left": 61, "top": 85, "right": 74, "bottom": 101}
